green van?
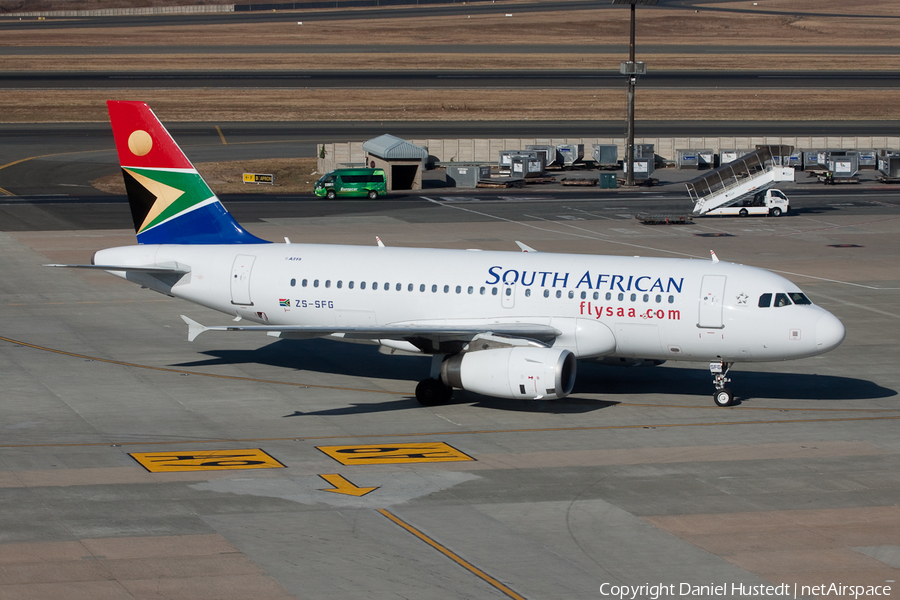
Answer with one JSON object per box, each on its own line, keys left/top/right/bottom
{"left": 313, "top": 168, "right": 387, "bottom": 199}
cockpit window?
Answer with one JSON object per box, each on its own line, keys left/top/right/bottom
{"left": 758, "top": 293, "right": 772, "bottom": 308}
{"left": 774, "top": 293, "right": 792, "bottom": 307}
{"left": 789, "top": 292, "right": 811, "bottom": 305}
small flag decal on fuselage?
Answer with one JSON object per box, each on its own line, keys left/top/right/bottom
{"left": 279, "top": 298, "right": 290, "bottom": 307}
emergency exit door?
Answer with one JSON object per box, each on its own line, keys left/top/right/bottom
{"left": 698, "top": 275, "right": 726, "bottom": 329}
{"left": 230, "top": 255, "right": 256, "bottom": 306}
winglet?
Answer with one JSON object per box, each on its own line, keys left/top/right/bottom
{"left": 710, "top": 250, "right": 719, "bottom": 263}
{"left": 376, "top": 236, "right": 385, "bottom": 247}
{"left": 180, "top": 315, "right": 208, "bottom": 342}
{"left": 515, "top": 241, "right": 537, "bottom": 253}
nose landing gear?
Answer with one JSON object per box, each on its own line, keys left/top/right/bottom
{"left": 710, "top": 360, "right": 735, "bottom": 407}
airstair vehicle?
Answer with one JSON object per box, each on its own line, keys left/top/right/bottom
{"left": 687, "top": 145, "right": 795, "bottom": 216}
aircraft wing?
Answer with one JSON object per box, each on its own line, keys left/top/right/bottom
{"left": 181, "top": 315, "right": 560, "bottom": 344}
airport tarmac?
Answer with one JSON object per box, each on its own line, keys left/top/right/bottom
{"left": 1, "top": 194, "right": 899, "bottom": 599}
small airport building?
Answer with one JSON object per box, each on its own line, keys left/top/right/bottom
{"left": 362, "top": 134, "right": 428, "bottom": 191}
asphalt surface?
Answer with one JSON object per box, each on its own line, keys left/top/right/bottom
{"left": 1, "top": 178, "right": 898, "bottom": 599}
{"left": 6, "top": 69, "right": 900, "bottom": 90}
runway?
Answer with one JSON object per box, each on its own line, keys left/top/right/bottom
{"left": 1, "top": 186, "right": 898, "bottom": 598}
{"left": 5, "top": 69, "right": 900, "bottom": 90}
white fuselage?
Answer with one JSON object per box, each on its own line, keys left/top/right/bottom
{"left": 94, "top": 243, "right": 845, "bottom": 363}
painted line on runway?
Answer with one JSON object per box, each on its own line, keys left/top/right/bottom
{"left": 3, "top": 414, "right": 900, "bottom": 449}
{"left": 215, "top": 125, "right": 227, "bottom": 145}
{"left": 378, "top": 508, "right": 528, "bottom": 600}
{"left": 0, "top": 334, "right": 403, "bottom": 396}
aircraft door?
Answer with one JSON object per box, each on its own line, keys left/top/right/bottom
{"left": 230, "top": 254, "right": 256, "bottom": 306}
{"left": 698, "top": 274, "right": 726, "bottom": 328}
{"left": 501, "top": 283, "right": 515, "bottom": 308}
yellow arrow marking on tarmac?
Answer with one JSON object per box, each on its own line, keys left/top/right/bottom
{"left": 318, "top": 473, "right": 379, "bottom": 497}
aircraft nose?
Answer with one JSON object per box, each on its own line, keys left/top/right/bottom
{"left": 816, "top": 312, "right": 846, "bottom": 352}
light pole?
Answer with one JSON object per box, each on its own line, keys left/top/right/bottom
{"left": 612, "top": 0, "right": 656, "bottom": 186}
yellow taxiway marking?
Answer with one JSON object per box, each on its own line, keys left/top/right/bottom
{"left": 318, "top": 442, "right": 475, "bottom": 465}
{"left": 215, "top": 125, "right": 227, "bottom": 145}
{"left": 130, "top": 448, "right": 285, "bottom": 473}
{"left": 378, "top": 508, "right": 527, "bottom": 600}
{"left": 318, "top": 473, "right": 379, "bottom": 497}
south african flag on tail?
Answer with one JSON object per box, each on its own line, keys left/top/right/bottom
{"left": 107, "top": 101, "right": 269, "bottom": 245}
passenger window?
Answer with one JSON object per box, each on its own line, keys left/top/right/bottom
{"left": 568, "top": 291, "right": 574, "bottom": 299}
{"left": 325, "top": 280, "right": 331, "bottom": 288}
{"left": 467, "top": 286, "right": 473, "bottom": 294}
{"left": 525, "top": 289, "right": 531, "bottom": 297}
{"left": 643, "top": 294, "right": 649, "bottom": 302}
{"left": 432, "top": 284, "right": 437, "bottom": 293}
{"left": 407, "top": 283, "right": 412, "bottom": 292}
{"left": 789, "top": 292, "right": 812, "bottom": 305}
{"left": 444, "top": 285, "right": 450, "bottom": 293}
{"left": 774, "top": 293, "right": 792, "bottom": 307}
{"left": 373, "top": 282, "right": 378, "bottom": 290}
{"left": 618, "top": 293, "right": 624, "bottom": 301}
{"left": 758, "top": 293, "right": 772, "bottom": 308}
{"left": 302, "top": 279, "right": 308, "bottom": 287}
{"left": 492, "top": 287, "right": 498, "bottom": 296}
{"left": 480, "top": 287, "right": 485, "bottom": 295}
{"left": 556, "top": 290, "right": 562, "bottom": 299}
{"left": 630, "top": 293, "right": 636, "bottom": 302}
{"left": 313, "top": 279, "right": 319, "bottom": 288}
{"left": 543, "top": 289, "right": 550, "bottom": 298}
{"left": 580, "top": 291, "right": 587, "bottom": 300}
{"left": 606, "top": 292, "right": 611, "bottom": 301}
{"left": 349, "top": 281, "right": 354, "bottom": 289}
{"left": 593, "top": 292, "right": 599, "bottom": 300}
{"left": 419, "top": 284, "right": 425, "bottom": 292}
{"left": 383, "top": 282, "right": 388, "bottom": 290}
{"left": 290, "top": 278, "right": 296, "bottom": 287}
{"left": 456, "top": 286, "right": 462, "bottom": 294}
{"left": 668, "top": 295, "right": 674, "bottom": 304}
{"left": 360, "top": 281, "right": 366, "bottom": 290}
{"left": 337, "top": 281, "right": 342, "bottom": 289}
{"left": 655, "top": 294, "right": 661, "bottom": 303}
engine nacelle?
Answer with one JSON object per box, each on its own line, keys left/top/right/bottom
{"left": 441, "top": 347, "right": 576, "bottom": 400}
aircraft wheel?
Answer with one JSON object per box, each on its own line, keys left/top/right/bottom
{"left": 367, "top": 190, "right": 378, "bottom": 200}
{"left": 416, "top": 378, "right": 453, "bottom": 406}
{"left": 739, "top": 208, "right": 748, "bottom": 217}
{"left": 771, "top": 207, "right": 782, "bottom": 217}
{"left": 326, "top": 189, "right": 337, "bottom": 200}
{"left": 713, "top": 388, "right": 735, "bottom": 407}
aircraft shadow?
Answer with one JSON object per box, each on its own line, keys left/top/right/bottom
{"left": 172, "top": 338, "right": 895, "bottom": 411}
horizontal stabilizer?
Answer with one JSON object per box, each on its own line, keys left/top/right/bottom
{"left": 45, "top": 262, "right": 191, "bottom": 274}
{"left": 180, "top": 315, "right": 209, "bottom": 342}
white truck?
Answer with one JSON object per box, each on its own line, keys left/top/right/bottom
{"left": 703, "top": 188, "right": 790, "bottom": 217}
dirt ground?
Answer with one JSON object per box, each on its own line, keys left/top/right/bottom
{"left": 4, "top": 88, "right": 900, "bottom": 123}
{"left": 92, "top": 157, "right": 319, "bottom": 194}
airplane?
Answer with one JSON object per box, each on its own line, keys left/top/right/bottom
{"left": 49, "top": 101, "right": 846, "bottom": 408}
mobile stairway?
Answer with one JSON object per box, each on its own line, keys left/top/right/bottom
{"left": 687, "top": 145, "right": 795, "bottom": 216}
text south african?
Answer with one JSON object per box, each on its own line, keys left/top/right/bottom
{"left": 485, "top": 267, "right": 684, "bottom": 293}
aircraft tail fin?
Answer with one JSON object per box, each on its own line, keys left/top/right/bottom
{"left": 106, "top": 101, "right": 267, "bottom": 245}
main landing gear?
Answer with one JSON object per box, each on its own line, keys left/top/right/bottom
{"left": 710, "top": 360, "right": 735, "bottom": 407}
{"left": 415, "top": 378, "right": 453, "bottom": 406}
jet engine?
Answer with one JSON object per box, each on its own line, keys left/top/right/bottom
{"left": 441, "top": 347, "right": 576, "bottom": 400}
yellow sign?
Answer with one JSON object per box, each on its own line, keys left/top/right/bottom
{"left": 317, "top": 442, "right": 475, "bottom": 465}
{"left": 130, "top": 449, "right": 285, "bottom": 473}
{"left": 243, "top": 173, "right": 274, "bottom": 184}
